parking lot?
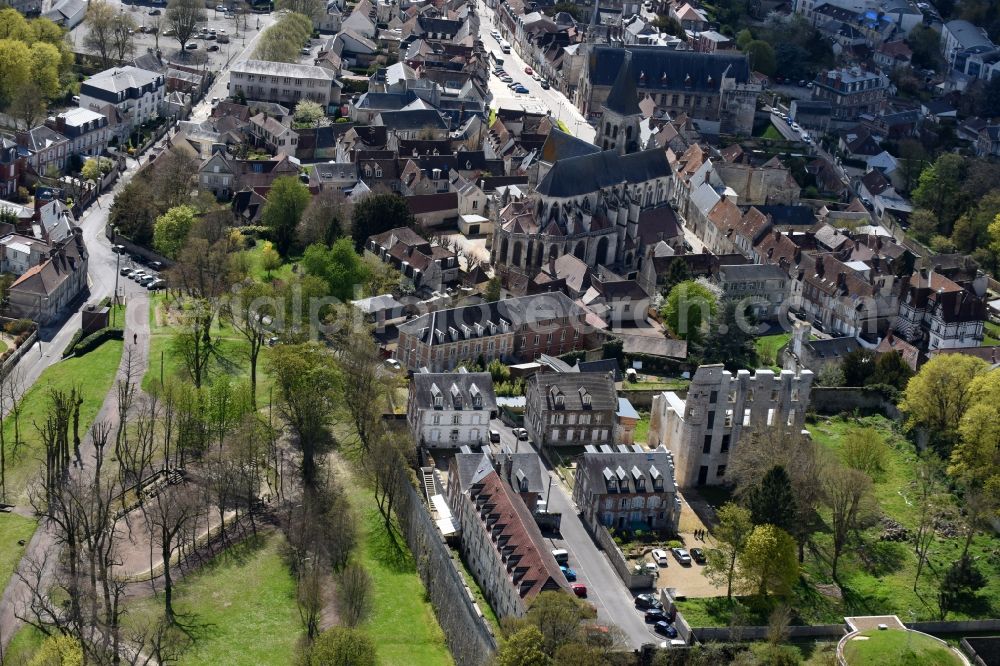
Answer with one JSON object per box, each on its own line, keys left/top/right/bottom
{"left": 112, "top": 247, "right": 167, "bottom": 293}
{"left": 70, "top": 0, "right": 270, "bottom": 73}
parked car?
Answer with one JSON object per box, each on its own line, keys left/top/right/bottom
{"left": 524, "top": 66, "right": 533, "bottom": 74}
{"left": 185, "top": 42, "right": 198, "bottom": 49}
{"left": 514, "top": 86, "right": 529, "bottom": 94}
{"left": 120, "top": 267, "right": 134, "bottom": 276}
{"left": 571, "top": 584, "right": 587, "bottom": 598}
{"left": 490, "top": 29, "right": 500, "bottom": 39}
{"left": 551, "top": 549, "right": 569, "bottom": 565}
{"left": 652, "top": 548, "right": 669, "bottom": 566}
{"left": 672, "top": 548, "right": 692, "bottom": 565}
{"left": 489, "top": 429, "right": 501, "bottom": 443}
{"left": 148, "top": 261, "right": 164, "bottom": 270}
{"left": 540, "top": 80, "right": 550, "bottom": 89}
{"left": 655, "top": 621, "right": 678, "bottom": 638}
{"left": 514, "top": 428, "right": 529, "bottom": 441}
{"left": 208, "top": 44, "right": 220, "bottom": 51}
{"left": 216, "top": 3, "right": 225, "bottom": 9}
{"left": 112, "top": 245, "right": 126, "bottom": 254}
{"left": 148, "top": 8, "right": 161, "bottom": 14}
{"left": 147, "top": 279, "right": 167, "bottom": 291}
{"left": 501, "top": 76, "right": 513, "bottom": 83}
{"left": 690, "top": 548, "right": 706, "bottom": 564}
{"left": 644, "top": 562, "right": 658, "bottom": 574}
{"left": 560, "top": 566, "right": 577, "bottom": 582}
{"left": 790, "top": 122, "right": 801, "bottom": 132}
{"left": 634, "top": 593, "right": 662, "bottom": 610}
{"left": 139, "top": 275, "right": 157, "bottom": 286}
{"left": 644, "top": 609, "right": 667, "bottom": 623}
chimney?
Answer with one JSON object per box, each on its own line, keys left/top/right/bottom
{"left": 793, "top": 247, "right": 802, "bottom": 264}
{"left": 816, "top": 255, "right": 825, "bottom": 277}
{"left": 837, "top": 271, "right": 846, "bottom": 287}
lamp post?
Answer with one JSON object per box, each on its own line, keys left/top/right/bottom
{"left": 112, "top": 225, "right": 121, "bottom": 325}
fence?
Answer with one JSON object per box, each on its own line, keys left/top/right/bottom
{"left": 0, "top": 328, "right": 38, "bottom": 381}
{"left": 394, "top": 476, "right": 499, "bottom": 666}
{"left": 589, "top": 520, "right": 656, "bottom": 590}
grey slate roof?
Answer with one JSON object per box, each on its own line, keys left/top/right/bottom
{"left": 530, "top": 372, "right": 617, "bottom": 412}
{"left": 376, "top": 109, "right": 449, "bottom": 131}
{"left": 411, "top": 371, "right": 498, "bottom": 412}
{"left": 536, "top": 147, "right": 671, "bottom": 198}
{"left": 605, "top": 52, "right": 641, "bottom": 116}
{"left": 539, "top": 127, "right": 601, "bottom": 163}
{"left": 717, "top": 263, "right": 787, "bottom": 281}
{"left": 588, "top": 46, "right": 751, "bottom": 93}
{"left": 576, "top": 445, "right": 677, "bottom": 495}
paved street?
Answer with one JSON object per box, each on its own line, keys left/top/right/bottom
{"left": 488, "top": 420, "right": 660, "bottom": 648}
{"left": 476, "top": 6, "right": 596, "bottom": 143}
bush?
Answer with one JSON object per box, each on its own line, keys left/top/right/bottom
{"left": 4, "top": 319, "right": 35, "bottom": 335}
{"left": 63, "top": 327, "right": 124, "bottom": 357}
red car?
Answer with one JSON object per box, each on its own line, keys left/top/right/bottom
{"left": 524, "top": 66, "right": 533, "bottom": 75}
{"left": 572, "top": 584, "right": 587, "bottom": 598}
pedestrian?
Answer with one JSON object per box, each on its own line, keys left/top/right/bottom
{"left": 133, "top": 332, "right": 138, "bottom": 345}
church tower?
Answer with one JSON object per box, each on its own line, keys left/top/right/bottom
{"left": 596, "top": 52, "right": 642, "bottom": 154}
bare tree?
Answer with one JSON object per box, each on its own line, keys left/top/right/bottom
{"left": 10, "top": 84, "right": 48, "bottom": 131}
{"left": 822, "top": 460, "right": 877, "bottom": 582}
{"left": 297, "top": 189, "right": 350, "bottom": 248}
{"left": 337, "top": 563, "right": 372, "bottom": 627}
{"left": 83, "top": 0, "right": 120, "bottom": 68}
{"left": 171, "top": 300, "right": 215, "bottom": 389}
{"left": 364, "top": 434, "right": 409, "bottom": 548}
{"left": 146, "top": 485, "right": 203, "bottom": 624}
{"left": 111, "top": 12, "right": 138, "bottom": 64}
{"left": 166, "top": 0, "right": 207, "bottom": 51}
{"left": 296, "top": 563, "right": 324, "bottom": 640}
{"left": 913, "top": 451, "right": 945, "bottom": 591}
{"left": 224, "top": 282, "right": 276, "bottom": 407}
{"left": 335, "top": 324, "right": 396, "bottom": 455}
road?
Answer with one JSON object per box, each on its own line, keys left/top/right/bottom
{"left": 476, "top": 6, "right": 596, "bottom": 143}
{"left": 488, "top": 420, "right": 659, "bottom": 648}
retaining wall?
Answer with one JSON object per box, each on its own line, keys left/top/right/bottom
{"left": 590, "top": 520, "right": 656, "bottom": 590}
{"left": 808, "top": 386, "right": 901, "bottom": 419}
{"left": 0, "top": 329, "right": 38, "bottom": 381}
{"left": 395, "top": 477, "right": 499, "bottom": 666}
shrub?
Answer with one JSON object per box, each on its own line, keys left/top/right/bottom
{"left": 63, "top": 327, "right": 124, "bottom": 357}
{"left": 4, "top": 319, "right": 35, "bottom": 335}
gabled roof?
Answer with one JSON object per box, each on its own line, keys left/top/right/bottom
{"left": 375, "top": 109, "right": 449, "bottom": 131}
{"left": 604, "top": 52, "right": 641, "bottom": 116}
{"left": 538, "top": 128, "right": 600, "bottom": 164}
{"left": 588, "top": 46, "right": 750, "bottom": 93}
{"left": 411, "top": 371, "right": 498, "bottom": 411}
{"left": 536, "top": 147, "right": 670, "bottom": 198}
{"left": 530, "top": 372, "right": 617, "bottom": 411}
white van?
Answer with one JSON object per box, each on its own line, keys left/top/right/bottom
{"left": 499, "top": 39, "right": 511, "bottom": 54}
{"left": 551, "top": 549, "right": 569, "bottom": 565}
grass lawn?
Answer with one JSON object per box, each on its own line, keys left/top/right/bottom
{"left": 123, "top": 533, "right": 302, "bottom": 666}
{"left": 678, "top": 416, "right": 1000, "bottom": 626}
{"left": 633, "top": 411, "right": 650, "bottom": 443}
{"left": 350, "top": 503, "right": 452, "bottom": 666}
{"left": 3, "top": 626, "right": 47, "bottom": 664}
{"left": 622, "top": 379, "right": 690, "bottom": 392}
{"left": 842, "top": 629, "right": 962, "bottom": 666}
{"left": 1, "top": 340, "right": 124, "bottom": 505}
{"left": 761, "top": 124, "right": 783, "bottom": 140}
{"left": 451, "top": 547, "right": 501, "bottom": 637}
{"left": 0, "top": 338, "right": 7, "bottom": 354}
{"left": 243, "top": 240, "right": 296, "bottom": 285}
{"left": 755, "top": 332, "right": 790, "bottom": 371}
{"left": 0, "top": 512, "right": 36, "bottom": 605}
{"left": 144, "top": 295, "right": 275, "bottom": 399}
{"left": 982, "top": 321, "right": 1000, "bottom": 346}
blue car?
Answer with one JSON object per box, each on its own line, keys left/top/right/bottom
{"left": 654, "top": 621, "right": 678, "bottom": 638}
{"left": 514, "top": 85, "right": 529, "bottom": 94}
{"left": 560, "top": 566, "right": 577, "bottom": 582}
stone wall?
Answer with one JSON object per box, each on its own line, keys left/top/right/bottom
{"left": 590, "top": 520, "right": 656, "bottom": 591}
{"left": 395, "top": 477, "right": 499, "bottom": 666}
{"left": 808, "top": 386, "right": 901, "bottom": 419}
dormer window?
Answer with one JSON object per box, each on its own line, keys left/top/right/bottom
{"left": 364, "top": 164, "right": 372, "bottom": 177}
{"left": 470, "top": 383, "right": 482, "bottom": 409}
{"left": 579, "top": 388, "right": 592, "bottom": 408}
{"left": 375, "top": 165, "right": 383, "bottom": 177}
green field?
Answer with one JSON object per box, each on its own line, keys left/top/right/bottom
{"left": 754, "top": 332, "right": 790, "bottom": 371}
{"left": 353, "top": 507, "right": 452, "bottom": 666}
{"left": 843, "top": 629, "right": 962, "bottom": 666}
{"left": 761, "top": 124, "right": 783, "bottom": 140}
{"left": 0, "top": 512, "right": 37, "bottom": 604}
{"left": 1, "top": 339, "right": 124, "bottom": 505}
{"left": 2, "top": 626, "right": 47, "bottom": 665}
{"left": 124, "top": 533, "right": 302, "bottom": 666}
{"left": 633, "top": 412, "right": 650, "bottom": 443}
{"left": 678, "top": 416, "right": 1000, "bottom": 626}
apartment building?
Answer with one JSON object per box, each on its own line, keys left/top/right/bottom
{"left": 648, "top": 365, "right": 814, "bottom": 487}
{"left": 229, "top": 60, "right": 341, "bottom": 109}
{"left": 448, "top": 451, "right": 567, "bottom": 618}
{"left": 573, "top": 444, "right": 681, "bottom": 533}
{"left": 396, "top": 292, "right": 589, "bottom": 372}
{"left": 810, "top": 67, "right": 889, "bottom": 120}
{"left": 407, "top": 371, "right": 497, "bottom": 448}
{"left": 365, "top": 226, "right": 459, "bottom": 292}
{"left": 524, "top": 373, "right": 618, "bottom": 448}
{"left": 47, "top": 108, "right": 110, "bottom": 159}
{"left": 893, "top": 268, "right": 986, "bottom": 351}
{"left": 79, "top": 66, "right": 165, "bottom": 130}
{"left": 716, "top": 263, "right": 790, "bottom": 323}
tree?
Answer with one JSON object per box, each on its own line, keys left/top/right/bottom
{"left": 350, "top": 192, "right": 416, "bottom": 252}
{"left": 840, "top": 348, "right": 875, "bottom": 386}
{"left": 822, "top": 461, "right": 877, "bottom": 582}
{"left": 149, "top": 148, "right": 198, "bottom": 211}
{"left": 937, "top": 556, "right": 987, "bottom": 620}
{"left": 841, "top": 429, "right": 888, "bottom": 479}
{"left": 153, "top": 205, "right": 197, "bottom": 258}
{"left": 870, "top": 351, "right": 913, "bottom": 391}
{"left": 735, "top": 28, "right": 753, "bottom": 50}
{"left": 497, "top": 626, "right": 551, "bottom": 666}
{"left": 895, "top": 138, "right": 928, "bottom": 193}
{"left": 0, "top": 38, "right": 31, "bottom": 109}
{"left": 301, "top": 239, "right": 370, "bottom": 301}
{"left": 661, "top": 258, "right": 691, "bottom": 294}
{"left": 293, "top": 99, "right": 324, "bottom": 127}
{"left": 524, "top": 591, "right": 592, "bottom": 656}
{"left": 9, "top": 83, "right": 46, "bottom": 131}
{"left": 275, "top": 0, "right": 325, "bottom": 21}
{"left": 298, "top": 189, "right": 349, "bottom": 248}
{"left": 738, "top": 525, "right": 798, "bottom": 597}
{"left": 744, "top": 40, "right": 776, "bottom": 76}
{"left": 267, "top": 343, "right": 339, "bottom": 485}
{"left": 913, "top": 450, "right": 946, "bottom": 591}
{"left": 484, "top": 276, "right": 502, "bottom": 302}
{"left": 309, "top": 627, "right": 377, "bottom": 666}
{"left": 700, "top": 299, "right": 759, "bottom": 372}
{"left": 109, "top": 178, "right": 158, "bottom": 245}
{"left": 337, "top": 563, "right": 373, "bottom": 627}
{"left": 30, "top": 633, "right": 84, "bottom": 666}
{"left": 704, "top": 502, "right": 754, "bottom": 599}
{"left": 262, "top": 176, "right": 311, "bottom": 256}
{"left": 146, "top": 485, "right": 203, "bottom": 623}
{"left": 334, "top": 322, "right": 396, "bottom": 454}
{"left": 259, "top": 241, "right": 282, "bottom": 280}
{"left": 253, "top": 12, "right": 312, "bottom": 62}
{"left": 745, "top": 466, "right": 796, "bottom": 533}
{"left": 80, "top": 157, "right": 111, "bottom": 183}
{"left": 661, "top": 279, "right": 718, "bottom": 342}
{"left": 912, "top": 153, "right": 966, "bottom": 234}
{"left": 900, "top": 354, "right": 988, "bottom": 452}
{"left": 908, "top": 25, "right": 943, "bottom": 70}
{"left": 165, "top": 0, "right": 206, "bottom": 51}
{"left": 109, "top": 12, "right": 137, "bottom": 66}
{"left": 82, "top": 0, "right": 118, "bottom": 69}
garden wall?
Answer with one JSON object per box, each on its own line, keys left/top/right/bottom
{"left": 0, "top": 328, "right": 37, "bottom": 381}
{"left": 395, "top": 477, "right": 499, "bottom": 666}
{"left": 808, "top": 387, "right": 901, "bottom": 419}
{"left": 590, "top": 521, "right": 656, "bottom": 590}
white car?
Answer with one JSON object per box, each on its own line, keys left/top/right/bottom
{"left": 652, "top": 548, "right": 669, "bottom": 566}
{"left": 490, "top": 29, "right": 500, "bottom": 39}
{"left": 672, "top": 548, "right": 692, "bottom": 565}
{"left": 790, "top": 122, "right": 801, "bottom": 132}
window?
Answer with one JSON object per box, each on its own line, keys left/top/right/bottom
{"left": 706, "top": 411, "right": 715, "bottom": 428}
{"left": 452, "top": 414, "right": 461, "bottom": 425}
{"left": 721, "top": 434, "right": 730, "bottom": 453}
{"left": 716, "top": 465, "right": 727, "bottom": 477}
{"left": 533, "top": 334, "right": 539, "bottom": 345}
{"left": 434, "top": 395, "right": 442, "bottom": 408}
{"left": 432, "top": 414, "right": 440, "bottom": 425}
{"left": 703, "top": 435, "right": 712, "bottom": 454}
{"left": 709, "top": 390, "right": 717, "bottom": 404}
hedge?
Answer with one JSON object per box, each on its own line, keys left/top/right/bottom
{"left": 63, "top": 327, "right": 124, "bottom": 358}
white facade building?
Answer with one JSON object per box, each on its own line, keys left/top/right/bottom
{"left": 407, "top": 371, "right": 498, "bottom": 448}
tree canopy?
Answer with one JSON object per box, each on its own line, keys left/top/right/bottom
{"left": 900, "top": 354, "right": 989, "bottom": 452}
{"left": 301, "top": 239, "right": 370, "bottom": 301}
{"left": 262, "top": 176, "right": 311, "bottom": 256}
{"left": 738, "top": 524, "right": 799, "bottom": 597}
{"left": 153, "top": 205, "right": 197, "bottom": 258}
{"left": 661, "top": 279, "right": 718, "bottom": 342}
{"left": 350, "top": 193, "right": 416, "bottom": 252}
{"left": 308, "top": 627, "right": 377, "bottom": 666}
